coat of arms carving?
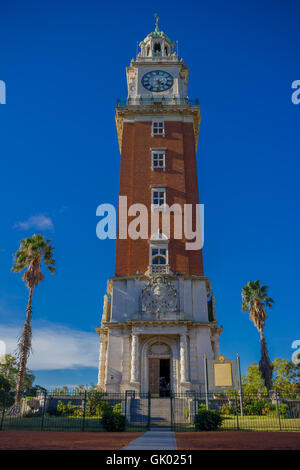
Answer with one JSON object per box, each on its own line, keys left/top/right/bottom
{"left": 141, "top": 276, "right": 179, "bottom": 315}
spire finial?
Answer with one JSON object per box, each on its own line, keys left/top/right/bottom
{"left": 154, "top": 13, "right": 160, "bottom": 32}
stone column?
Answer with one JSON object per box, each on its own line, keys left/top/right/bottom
{"left": 180, "top": 334, "right": 189, "bottom": 382}
{"left": 130, "top": 334, "right": 139, "bottom": 383}
{"left": 98, "top": 336, "right": 107, "bottom": 388}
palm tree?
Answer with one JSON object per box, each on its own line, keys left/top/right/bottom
{"left": 12, "top": 234, "right": 55, "bottom": 403}
{"left": 241, "top": 280, "right": 274, "bottom": 392}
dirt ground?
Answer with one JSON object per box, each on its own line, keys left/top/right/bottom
{"left": 176, "top": 431, "right": 300, "bottom": 450}
{"left": 0, "top": 431, "right": 141, "bottom": 450}
{"left": 1, "top": 430, "right": 300, "bottom": 450}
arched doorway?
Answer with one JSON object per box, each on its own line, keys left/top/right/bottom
{"left": 140, "top": 336, "right": 179, "bottom": 394}
{"left": 148, "top": 343, "right": 171, "bottom": 397}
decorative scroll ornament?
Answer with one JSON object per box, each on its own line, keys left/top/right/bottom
{"left": 141, "top": 276, "right": 179, "bottom": 315}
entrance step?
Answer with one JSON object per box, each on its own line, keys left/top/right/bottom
{"left": 151, "top": 398, "right": 171, "bottom": 427}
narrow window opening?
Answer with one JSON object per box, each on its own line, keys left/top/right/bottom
{"left": 152, "top": 150, "right": 165, "bottom": 169}
{"left": 154, "top": 43, "right": 161, "bottom": 53}
{"left": 152, "top": 121, "right": 165, "bottom": 136}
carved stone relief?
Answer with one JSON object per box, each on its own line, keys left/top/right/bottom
{"left": 141, "top": 276, "right": 179, "bottom": 316}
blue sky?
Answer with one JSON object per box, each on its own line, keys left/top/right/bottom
{"left": 0, "top": 0, "right": 299, "bottom": 388}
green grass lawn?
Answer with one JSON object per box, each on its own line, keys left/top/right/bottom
{"left": 1, "top": 415, "right": 148, "bottom": 432}
{"left": 2, "top": 414, "right": 300, "bottom": 433}
{"left": 174, "top": 416, "right": 300, "bottom": 432}
{"left": 221, "top": 415, "right": 300, "bottom": 431}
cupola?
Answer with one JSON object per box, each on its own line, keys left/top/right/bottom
{"left": 137, "top": 14, "right": 176, "bottom": 60}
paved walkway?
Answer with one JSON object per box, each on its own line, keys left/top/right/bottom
{"left": 122, "top": 428, "right": 177, "bottom": 450}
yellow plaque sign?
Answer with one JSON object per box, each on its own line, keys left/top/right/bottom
{"left": 214, "top": 363, "right": 233, "bottom": 387}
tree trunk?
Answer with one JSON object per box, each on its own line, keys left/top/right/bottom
{"left": 15, "top": 287, "right": 33, "bottom": 403}
{"left": 259, "top": 329, "right": 273, "bottom": 392}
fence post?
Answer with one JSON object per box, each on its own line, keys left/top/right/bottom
{"left": 275, "top": 390, "right": 282, "bottom": 431}
{"left": 40, "top": 390, "right": 47, "bottom": 431}
{"left": 234, "top": 390, "right": 239, "bottom": 431}
{"left": 237, "top": 354, "right": 244, "bottom": 416}
{"left": 193, "top": 397, "right": 197, "bottom": 431}
{"left": 204, "top": 355, "right": 209, "bottom": 410}
{"left": 124, "top": 392, "right": 128, "bottom": 427}
{"left": 147, "top": 391, "right": 151, "bottom": 430}
{"left": 170, "top": 393, "right": 174, "bottom": 431}
{"left": 0, "top": 390, "right": 7, "bottom": 431}
{"left": 82, "top": 390, "right": 87, "bottom": 432}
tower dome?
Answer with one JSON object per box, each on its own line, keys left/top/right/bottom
{"left": 138, "top": 14, "right": 176, "bottom": 60}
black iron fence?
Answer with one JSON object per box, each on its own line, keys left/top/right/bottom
{"left": 0, "top": 389, "right": 150, "bottom": 432}
{"left": 0, "top": 389, "right": 299, "bottom": 432}
{"left": 171, "top": 391, "right": 300, "bottom": 432}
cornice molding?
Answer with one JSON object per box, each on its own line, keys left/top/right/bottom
{"left": 115, "top": 104, "right": 201, "bottom": 154}
{"left": 98, "top": 320, "right": 218, "bottom": 331}
{"left": 111, "top": 274, "right": 209, "bottom": 282}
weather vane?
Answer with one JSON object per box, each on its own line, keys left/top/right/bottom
{"left": 154, "top": 13, "right": 160, "bottom": 32}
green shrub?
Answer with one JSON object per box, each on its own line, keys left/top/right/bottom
{"left": 95, "top": 400, "right": 111, "bottom": 417}
{"left": 102, "top": 410, "right": 126, "bottom": 431}
{"left": 56, "top": 400, "right": 67, "bottom": 415}
{"left": 86, "top": 389, "right": 108, "bottom": 416}
{"left": 194, "top": 409, "right": 223, "bottom": 431}
{"left": 278, "top": 404, "right": 289, "bottom": 417}
{"left": 113, "top": 402, "right": 122, "bottom": 414}
{"left": 244, "top": 398, "right": 275, "bottom": 416}
{"left": 221, "top": 404, "right": 236, "bottom": 416}
{"left": 73, "top": 407, "right": 83, "bottom": 417}
{"left": 198, "top": 403, "right": 207, "bottom": 412}
{"left": 56, "top": 400, "right": 81, "bottom": 416}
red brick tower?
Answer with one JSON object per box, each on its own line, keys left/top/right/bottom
{"left": 115, "top": 22, "right": 203, "bottom": 277}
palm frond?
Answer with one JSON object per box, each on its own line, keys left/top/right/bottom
{"left": 12, "top": 234, "right": 56, "bottom": 288}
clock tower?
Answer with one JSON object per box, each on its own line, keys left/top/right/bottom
{"left": 97, "top": 17, "right": 223, "bottom": 396}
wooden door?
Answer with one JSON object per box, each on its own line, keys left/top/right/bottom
{"left": 149, "top": 358, "right": 160, "bottom": 395}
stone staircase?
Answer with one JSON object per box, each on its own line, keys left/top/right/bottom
{"left": 129, "top": 397, "right": 149, "bottom": 426}
{"left": 150, "top": 398, "right": 171, "bottom": 427}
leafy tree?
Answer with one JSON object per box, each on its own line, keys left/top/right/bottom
{"left": 0, "top": 354, "right": 35, "bottom": 392}
{"left": 272, "top": 358, "right": 299, "bottom": 397}
{"left": 242, "top": 363, "right": 267, "bottom": 395}
{"left": 0, "top": 354, "right": 37, "bottom": 407}
{"left": 242, "top": 359, "right": 300, "bottom": 398}
{"left": 241, "top": 280, "right": 274, "bottom": 391}
{"left": 12, "top": 234, "right": 55, "bottom": 402}
{"left": 0, "top": 374, "right": 14, "bottom": 408}
{"left": 86, "top": 387, "right": 108, "bottom": 416}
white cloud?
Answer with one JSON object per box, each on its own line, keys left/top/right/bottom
{"left": 0, "top": 323, "right": 99, "bottom": 370}
{"left": 14, "top": 214, "right": 54, "bottom": 231}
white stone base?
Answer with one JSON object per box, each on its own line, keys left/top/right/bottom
{"left": 97, "top": 275, "right": 222, "bottom": 394}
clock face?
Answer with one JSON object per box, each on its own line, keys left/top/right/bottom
{"left": 141, "top": 70, "right": 173, "bottom": 92}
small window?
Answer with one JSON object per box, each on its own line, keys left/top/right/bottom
{"left": 152, "top": 150, "right": 165, "bottom": 169}
{"left": 165, "top": 46, "right": 169, "bottom": 56}
{"left": 152, "top": 255, "right": 166, "bottom": 265}
{"left": 152, "top": 188, "right": 166, "bottom": 207}
{"left": 150, "top": 246, "right": 168, "bottom": 265}
{"left": 152, "top": 121, "right": 165, "bottom": 136}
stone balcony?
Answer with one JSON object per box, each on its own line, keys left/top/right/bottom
{"left": 148, "top": 264, "right": 171, "bottom": 275}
